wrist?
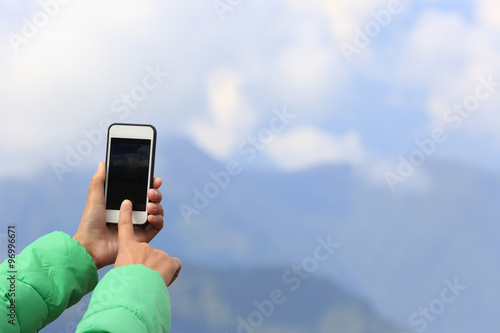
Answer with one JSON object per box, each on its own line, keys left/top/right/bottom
{"left": 73, "top": 234, "right": 99, "bottom": 269}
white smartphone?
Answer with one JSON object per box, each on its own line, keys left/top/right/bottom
{"left": 104, "top": 123, "right": 156, "bottom": 225}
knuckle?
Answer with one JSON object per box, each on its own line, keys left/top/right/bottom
{"left": 138, "top": 242, "right": 149, "bottom": 250}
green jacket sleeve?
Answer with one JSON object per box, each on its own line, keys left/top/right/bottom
{"left": 76, "top": 265, "right": 171, "bottom": 333}
{"left": 0, "top": 231, "right": 98, "bottom": 332}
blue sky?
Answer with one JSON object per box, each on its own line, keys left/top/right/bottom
{"left": 1, "top": 0, "right": 500, "bottom": 184}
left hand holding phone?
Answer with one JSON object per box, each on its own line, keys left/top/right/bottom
{"left": 73, "top": 161, "right": 165, "bottom": 269}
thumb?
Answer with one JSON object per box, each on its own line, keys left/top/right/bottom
{"left": 118, "top": 200, "right": 135, "bottom": 244}
{"left": 87, "top": 162, "right": 105, "bottom": 204}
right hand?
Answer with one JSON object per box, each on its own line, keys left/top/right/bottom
{"left": 114, "top": 200, "right": 182, "bottom": 286}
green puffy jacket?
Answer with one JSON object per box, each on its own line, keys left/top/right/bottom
{"left": 0, "top": 231, "right": 171, "bottom": 332}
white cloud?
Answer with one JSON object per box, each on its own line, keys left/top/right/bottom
{"left": 286, "top": 0, "right": 389, "bottom": 42}
{"left": 266, "top": 127, "right": 363, "bottom": 172}
{"left": 187, "top": 69, "right": 258, "bottom": 159}
{"left": 475, "top": 0, "right": 500, "bottom": 31}
{"left": 272, "top": 0, "right": 393, "bottom": 106}
{"left": 5, "top": 0, "right": 499, "bottom": 179}
{"left": 0, "top": 0, "right": 351, "bottom": 178}
{"left": 398, "top": 10, "right": 500, "bottom": 139}
{"left": 266, "top": 12, "right": 343, "bottom": 104}
{"left": 322, "top": 0, "right": 391, "bottom": 42}
{"left": 0, "top": 0, "right": 170, "bottom": 177}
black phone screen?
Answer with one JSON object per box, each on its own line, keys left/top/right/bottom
{"left": 106, "top": 138, "right": 151, "bottom": 211}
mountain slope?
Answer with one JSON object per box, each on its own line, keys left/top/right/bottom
{"left": 1, "top": 137, "right": 500, "bottom": 332}
{"left": 169, "top": 264, "right": 403, "bottom": 333}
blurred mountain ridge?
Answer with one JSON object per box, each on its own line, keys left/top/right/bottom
{"left": 1, "top": 136, "right": 500, "bottom": 332}
{"left": 169, "top": 263, "right": 404, "bottom": 333}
